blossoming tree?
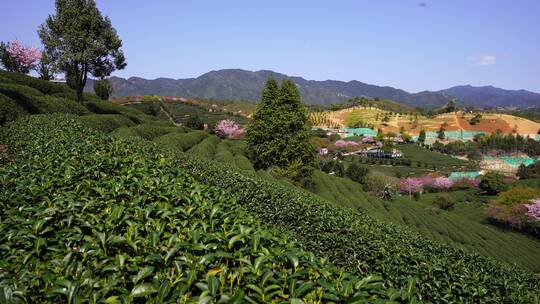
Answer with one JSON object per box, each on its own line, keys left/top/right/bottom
{"left": 432, "top": 177, "right": 454, "bottom": 190}
{"left": 335, "top": 140, "right": 359, "bottom": 149}
{"left": 0, "top": 39, "right": 42, "bottom": 74}
{"left": 526, "top": 199, "right": 540, "bottom": 221}
{"left": 399, "top": 177, "right": 423, "bottom": 198}
{"left": 214, "top": 119, "right": 245, "bottom": 139}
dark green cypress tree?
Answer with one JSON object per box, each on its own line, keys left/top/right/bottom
{"left": 246, "top": 78, "right": 315, "bottom": 184}
{"left": 246, "top": 77, "right": 280, "bottom": 168}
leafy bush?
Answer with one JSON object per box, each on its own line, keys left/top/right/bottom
{"left": 0, "top": 70, "right": 72, "bottom": 95}
{"left": 318, "top": 156, "right": 344, "bottom": 177}
{"left": 435, "top": 193, "right": 455, "bottom": 210}
{"left": 153, "top": 130, "right": 208, "bottom": 152}
{"left": 0, "top": 93, "right": 27, "bottom": 125}
{"left": 517, "top": 161, "right": 540, "bottom": 179}
{"left": 126, "top": 101, "right": 161, "bottom": 116}
{"left": 185, "top": 114, "right": 204, "bottom": 130}
{"left": 479, "top": 171, "right": 508, "bottom": 195}
{"left": 0, "top": 82, "right": 88, "bottom": 115}
{"left": 186, "top": 135, "right": 221, "bottom": 159}
{"left": 346, "top": 161, "right": 369, "bottom": 183}
{"left": 85, "top": 100, "right": 143, "bottom": 116}
{"left": 50, "top": 91, "right": 102, "bottom": 103}
{"left": 130, "top": 124, "right": 186, "bottom": 140}
{"left": 110, "top": 126, "right": 139, "bottom": 138}
{"left": 485, "top": 187, "right": 540, "bottom": 229}
{"left": 79, "top": 114, "right": 135, "bottom": 133}
{"left": 363, "top": 172, "right": 398, "bottom": 194}
{"left": 124, "top": 113, "right": 172, "bottom": 125}
{"left": 1, "top": 114, "right": 408, "bottom": 303}
{"left": 93, "top": 78, "right": 113, "bottom": 100}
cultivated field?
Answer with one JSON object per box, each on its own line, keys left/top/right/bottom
{"left": 310, "top": 107, "right": 540, "bottom": 136}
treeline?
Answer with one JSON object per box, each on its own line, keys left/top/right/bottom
{"left": 309, "top": 97, "right": 418, "bottom": 113}
{"left": 431, "top": 132, "right": 540, "bottom": 158}
{"left": 511, "top": 107, "right": 540, "bottom": 124}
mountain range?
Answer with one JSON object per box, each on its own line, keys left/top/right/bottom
{"left": 85, "top": 69, "right": 540, "bottom": 108}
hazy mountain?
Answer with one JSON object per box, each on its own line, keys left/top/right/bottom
{"left": 85, "top": 69, "right": 540, "bottom": 108}
{"left": 440, "top": 85, "right": 540, "bottom": 108}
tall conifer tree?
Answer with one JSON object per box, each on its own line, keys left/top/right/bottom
{"left": 247, "top": 78, "right": 315, "bottom": 184}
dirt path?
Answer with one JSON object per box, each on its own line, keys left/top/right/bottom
{"left": 159, "top": 104, "right": 182, "bottom": 127}
{"left": 453, "top": 112, "right": 465, "bottom": 131}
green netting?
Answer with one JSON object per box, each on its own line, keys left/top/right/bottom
{"left": 449, "top": 172, "right": 481, "bottom": 180}
{"left": 483, "top": 156, "right": 538, "bottom": 167}
{"left": 344, "top": 127, "right": 378, "bottom": 137}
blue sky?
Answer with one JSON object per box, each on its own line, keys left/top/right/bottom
{"left": 1, "top": 0, "right": 539, "bottom": 93}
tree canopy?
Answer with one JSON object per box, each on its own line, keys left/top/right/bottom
{"left": 93, "top": 78, "right": 113, "bottom": 100}
{"left": 38, "top": 0, "right": 126, "bottom": 102}
{"left": 246, "top": 78, "right": 315, "bottom": 184}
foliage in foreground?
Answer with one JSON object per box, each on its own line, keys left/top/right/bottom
{"left": 0, "top": 114, "right": 418, "bottom": 303}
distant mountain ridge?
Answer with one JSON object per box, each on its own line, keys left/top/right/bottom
{"left": 85, "top": 69, "right": 540, "bottom": 108}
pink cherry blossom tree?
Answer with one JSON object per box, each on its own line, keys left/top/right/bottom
{"left": 526, "top": 199, "right": 540, "bottom": 221}
{"left": 3, "top": 39, "right": 42, "bottom": 74}
{"left": 432, "top": 177, "right": 454, "bottom": 190}
{"left": 335, "top": 140, "right": 359, "bottom": 149}
{"left": 214, "top": 119, "right": 245, "bottom": 139}
{"left": 399, "top": 177, "right": 423, "bottom": 198}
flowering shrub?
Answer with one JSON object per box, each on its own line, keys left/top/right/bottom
{"left": 361, "top": 136, "right": 374, "bottom": 143}
{"left": 485, "top": 201, "right": 529, "bottom": 228}
{"left": 418, "top": 175, "right": 435, "bottom": 187}
{"left": 468, "top": 178, "right": 481, "bottom": 188}
{"left": 5, "top": 39, "right": 42, "bottom": 73}
{"left": 399, "top": 177, "right": 423, "bottom": 196}
{"left": 335, "top": 140, "right": 359, "bottom": 149}
{"left": 526, "top": 199, "right": 540, "bottom": 221}
{"left": 485, "top": 187, "right": 540, "bottom": 229}
{"left": 432, "top": 177, "right": 454, "bottom": 190}
{"left": 214, "top": 119, "right": 245, "bottom": 138}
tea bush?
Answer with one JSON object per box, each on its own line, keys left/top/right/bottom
{"left": 0, "top": 70, "right": 72, "bottom": 95}
{"left": 127, "top": 101, "right": 161, "bottom": 116}
{"left": 0, "top": 114, "right": 416, "bottom": 303}
{"left": 130, "top": 124, "right": 187, "bottom": 140}
{"left": 0, "top": 93, "right": 27, "bottom": 125}
{"left": 51, "top": 91, "right": 103, "bottom": 103}
{"left": 186, "top": 135, "right": 221, "bottom": 159}
{"left": 0, "top": 82, "right": 88, "bottom": 115}
{"left": 124, "top": 113, "right": 173, "bottom": 126}
{"left": 153, "top": 130, "right": 208, "bottom": 152}
{"left": 111, "top": 126, "right": 139, "bottom": 138}
{"left": 85, "top": 100, "right": 142, "bottom": 116}
{"left": 80, "top": 114, "right": 136, "bottom": 133}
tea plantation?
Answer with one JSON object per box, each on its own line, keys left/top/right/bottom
{"left": 163, "top": 131, "right": 540, "bottom": 274}
{"left": 1, "top": 72, "right": 540, "bottom": 302}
